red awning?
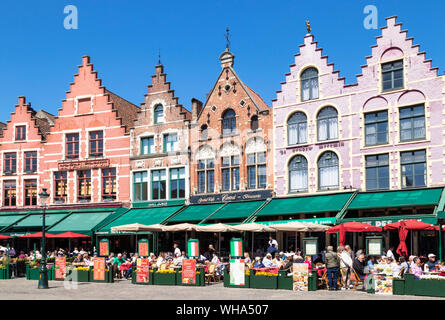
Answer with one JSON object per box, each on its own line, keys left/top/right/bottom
{"left": 327, "top": 222, "right": 382, "bottom": 233}
{"left": 384, "top": 220, "right": 437, "bottom": 231}
{"left": 20, "top": 232, "right": 57, "bottom": 238}
{"left": 51, "top": 232, "right": 90, "bottom": 238}
{"left": 0, "top": 234, "right": 13, "bottom": 239}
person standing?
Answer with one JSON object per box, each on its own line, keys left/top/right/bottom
{"left": 325, "top": 246, "right": 340, "bottom": 291}
{"left": 173, "top": 243, "right": 181, "bottom": 258}
{"left": 268, "top": 236, "right": 278, "bottom": 250}
{"left": 338, "top": 246, "right": 352, "bottom": 290}
{"left": 386, "top": 246, "right": 395, "bottom": 260}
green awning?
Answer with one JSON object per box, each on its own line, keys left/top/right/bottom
{"left": 98, "top": 206, "right": 183, "bottom": 234}
{"left": 48, "top": 212, "right": 115, "bottom": 235}
{"left": 167, "top": 204, "right": 223, "bottom": 223}
{"left": 341, "top": 215, "right": 437, "bottom": 227}
{"left": 256, "top": 192, "right": 354, "bottom": 217}
{"left": 12, "top": 213, "right": 69, "bottom": 228}
{"left": 347, "top": 188, "right": 443, "bottom": 210}
{"left": 0, "top": 215, "right": 27, "bottom": 228}
{"left": 206, "top": 200, "right": 266, "bottom": 221}
{"left": 256, "top": 217, "right": 336, "bottom": 226}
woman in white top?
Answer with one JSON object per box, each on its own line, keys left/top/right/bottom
{"left": 156, "top": 253, "right": 165, "bottom": 268}
{"left": 211, "top": 253, "right": 220, "bottom": 265}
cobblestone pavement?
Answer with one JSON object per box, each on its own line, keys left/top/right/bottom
{"left": 0, "top": 278, "right": 442, "bottom": 300}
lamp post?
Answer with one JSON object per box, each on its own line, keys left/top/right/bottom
{"left": 38, "top": 188, "right": 50, "bottom": 289}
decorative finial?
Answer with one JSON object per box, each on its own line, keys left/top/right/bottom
{"left": 158, "top": 48, "right": 161, "bottom": 65}
{"left": 225, "top": 27, "right": 230, "bottom": 51}
{"left": 305, "top": 20, "right": 311, "bottom": 33}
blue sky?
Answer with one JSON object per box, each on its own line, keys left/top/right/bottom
{"left": 0, "top": 0, "right": 444, "bottom": 120}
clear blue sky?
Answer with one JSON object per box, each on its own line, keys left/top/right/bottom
{"left": 0, "top": 0, "right": 444, "bottom": 120}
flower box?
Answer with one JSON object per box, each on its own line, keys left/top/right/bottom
{"left": 392, "top": 278, "right": 405, "bottom": 295}
{"left": 277, "top": 270, "right": 293, "bottom": 290}
{"left": 89, "top": 269, "right": 114, "bottom": 283}
{"left": 153, "top": 270, "right": 177, "bottom": 285}
{"left": 26, "top": 265, "right": 41, "bottom": 280}
{"left": 69, "top": 268, "right": 90, "bottom": 282}
{"left": 0, "top": 266, "right": 11, "bottom": 280}
{"left": 176, "top": 269, "right": 205, "bottom": 286}
{"left": 403, "top": 273, "right": 445, "bottom": 298}
{"left": 249, "top": 272, "right": 278, "bottom": 289}
{"left": 131, "top": 270, "right": 154, "bottom": 285}
{"left": 223, "top": 268, "right": 250, "bottom": 288}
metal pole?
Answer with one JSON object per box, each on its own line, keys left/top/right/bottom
{"left": 439, "top": 224, "right": 443, "bottom": 263}
{"left": 38, "top": 201, "right": 49, "bottom": 289}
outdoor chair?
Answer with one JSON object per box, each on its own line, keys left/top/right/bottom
{"left": 205, "top": 264, "right": 216, "bottom": 285}
{"left": 350, "top": 268, "right": 364, "bottom": 290}
{"left": 318, "top": 270, "right": 329, "bottom": 289}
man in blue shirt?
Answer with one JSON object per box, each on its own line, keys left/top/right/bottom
{"left": 425, "top": 254, "right": 438, "bottom": 271}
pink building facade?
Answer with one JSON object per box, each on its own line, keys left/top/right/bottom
{"left": 273, "top": 16, "right": 444, "bottom": 197}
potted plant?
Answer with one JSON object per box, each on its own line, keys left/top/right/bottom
{"left": 392, "top": 276, "right": 405, "bottom": 295}
{"left": 0, "top": 263, "right": 11, "bottom": 280}
{"left": 249, "top": 270, "right": 278, "bottom": 289}
{"left": 26, "top": 261, "right": 41, "bottom": 280}
{"left": 153, "top": 268, "right": 177, "bottom": 285}
{"left": 69, "top": 266, "right": 90, "bottom": 282}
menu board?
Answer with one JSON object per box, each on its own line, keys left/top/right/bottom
{"left": 292, "top": 263, "right": 309, "bottom": 291}
{"left": 99, "top": 239, "right": 109, "bottom": 257}
{"left": 229, "top": 259, "right": 245, "bottom": 286}
{"left": 138, "top": 239, "right": 149, "bottom": 257}
{"left": 136, "top": 258, "right": 149, "bottom": 283}
{"left": 374, "top": 274, "right": 393, "bottom": 295}
{"left": 182, "top": 259, "right": 196, "bottom": 284}
{"left": 55, "top": 257, "right": 66, "bottom": 279}
{"left": 93, "top": 257, "right": 106, "bottom": 281}
{"left": 305, "top": 243, "right": 317, "bottom": 256}
{"left": 367, "top": 238, "right": 382, "bottom": 256}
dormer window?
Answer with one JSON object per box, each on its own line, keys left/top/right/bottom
{"left": 382, "top": 60, "right": 403, "bottom": 92}
{"left": 15, "top": 126, "right": 26, "bottom": 141}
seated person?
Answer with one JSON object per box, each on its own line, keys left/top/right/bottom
{"left": 352, "top": 253, "right": 366, "bottom": 281}
{"left": 410, "top": 257, "right": 423, "bottom": 279}
{"left": 253, "top": 257, "right": 264, "bottom": 268}
{"left": 262, "top": 253, "right": 273, "bottom": 267}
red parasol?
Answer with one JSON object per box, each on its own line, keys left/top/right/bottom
{"left": 20, "top": 232, "right": 57, "bottom": 238}
{"left": 396, "top": 220, "right": 409, "bottom": 257}
{"left": 327, "top": 222, "right": 382, "bottom": 247}
{"left": 338, "top": 224, "right": 346, "bottom": 247}
{"left": 384, "top": 220, "right": 437, "bottom": 231}
{"left": 0, "top": 234, "right": 13, "bottom": 239}
{"left": 51, "top": 232, "right": 90, "bottom": 238}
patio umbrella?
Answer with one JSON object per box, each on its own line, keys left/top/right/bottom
{"left": 304, "top": 222, "right": 330, "bottom": 232}
{"left": 111, "top": 223, "right": 164, "bottom": 233}
{"left": 327, "top": 222, "right": 382, "bottom": 247}
{"left": 162, "top": 223, "right": 196, "bottom": 232}
{"left": 0, "top": 234, "right": 13, "bottom": 239}
{"left": 20, "top": 232, "right": 57, "bottom": 238}
{"left": 51, "top": 232, "right": 90, "bottom": 238}
{"left": 395, "top": 220, "right": 409, "bottom": 257}
{"left": 232, "top": 223, "right": 275, "bottom": 232}
{"left": 383, "top": 220, "right": 437, "bottom": 231}
{"left": 269, "top": 221, "right": 309, "bottom": 232}
{"left": 194, "top": 223, "right": 237, "bottom": 232}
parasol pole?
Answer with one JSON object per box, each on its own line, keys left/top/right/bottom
{"left": 218, "top": 232, "right": 221, "bottom": 256}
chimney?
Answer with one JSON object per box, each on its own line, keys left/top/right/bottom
{"left": 192, "top": 98, "right": 203, "bottom": 121}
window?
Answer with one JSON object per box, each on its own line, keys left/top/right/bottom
{"left": 317, "top": 107, "right": 338, "bottom": 141}
{"left": 77, "top": 170, "right": 91, "bottom": 202}
{"left": 54, "top": 171, "right": 67, "bottom": 203}
{"left": 3, "top": 153, "right": 17, "bottom": 174}
{"left": 318, "top": 151, "right": 339, "bottom": 190}
{"left": 247, "top": 152, "right": 267, "bottom": 189}
{"left": 288, "top": 112, "right": 307, "bottom": 145}
{"left": 3, "top": 181, "right": 16, "bottom": 206}
{"left": 102, "top": 168, "right": 116, "bottom": 201}
{"left": 24, "top": 151, "right": 38, "bottom": 173}
{"left": 222, "top": 109, "right": 236, "bottom": 135}
{"left": 382, "top": 60, "right": 403, "bottom": 91}
{"left": 163, "top": 134, "right": 178, "bottom": 152}
{"left": 66, "top": 133, "right": 80, "bottom": 159}
{"left": 366, "top": 154, "right": 389, "bottom": 190}
{"left": 250, "top": 115, "right": 259, "bottom": 131}
{"left": 154, "top": 105, "right": 164, "bottom": 124}
{"left": 401, "top": 150, "right": 426, "bottom": 188}
{"left": 301, "top": 67, "right": 319, "bottom": 101}
{"left": 24, "top": 179, "right": 37, "bottom": 206}
{"left": 89, "top": 131, "right": 103, "bottom": 158}
{"left": 15, "top": 126, "right": 26, "bottom": 141}
{"left": 289, "top": 155, "right": 308, "bottom": 192}
{"left": 133, "top": 171, "right": 148, "bottom": 202}
{"left": 197, "top": 159, "right": 214, "bottom": 193}
{"left": 170, "top": 167, "right": 185, "bottom": 199}
{"left": 400, "top": 105, "right": 425, "bottom": 142}
{"left": 221, "top": 155, "right": 240, "bottom": 191}
{"left": 151, "top": 169, "right": 166, "bottom": 200}
{"left": 200, "top": 125, "right": 208, "bottom": 140}
{"left": 141, "top": 137, "right": 155, "bottom": 155}
{"left": 365, "top": 111, "right": 388, "bottom": 146}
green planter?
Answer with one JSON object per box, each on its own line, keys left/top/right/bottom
{"left": 277, "top": 270, "right": 293, "bottom": 290}
{"left": 26, "top": 265, "right": 41, "bottom": 280}
{"left": 393, "top": 278, "right": 405, "bottom": 295}
{"left": 69, "top": 269, "right": 90, "bottom": 282}
{"left": 131, "top": 270, "right": 154, "bottom": 285}
{"left": 223, "top": 268, "right": 250, "bottom": 288}
{"left": 308, "top": 271, "right": 317, "bottom": 291}
{"left": 176, "top": 269, "right": 205, "bottom": 286}
{"left": 89, "top": 269, "right": 114, "bottom": 283}
{"left": 404, "top": 273, "right": 445, "bottom": 298}
{"left": 153, "top": 271, "right": 177, "bottom": 285}
{"left": 0, "top": 266, "right": 11, "bottom": 279}
{"left": 249, "top": 272, "right": 278, "bottom": 289}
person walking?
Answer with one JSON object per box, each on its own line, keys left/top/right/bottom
{"left": 338, "top": 246, "right": 352, "bottom": 290}
{"left": 325, "top": 246, "right": 340, "bottom": 291}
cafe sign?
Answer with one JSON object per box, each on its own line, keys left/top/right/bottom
{"left": 58, "top": 158, "right": 110, "bottom": 171}
{"left": 189, "top": 190, "right": 273, "bottom": 204}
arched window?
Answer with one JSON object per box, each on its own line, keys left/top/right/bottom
{"left": 154, "top": 104, "right": 164, "bottom": 124}
{"left": 289, "top": 155, "right": 308, "bottom": 192}
{"left": 200, "top": 124, "right": 208, "bottom": 140}
{"left": 250, "top": 115, "right": 259, "bottom": 131}
{"left": 222, "top": 109, "right": 236, "bottom": 135}
{"left": 301, "top": 67, "right": 319, "bottom": 101}
{"left": 318, "top": 151, "right": 339, "bottom": 190}
{"left": 317, "top": 106, "right": 338, "bottom": 141}
{"left": 287, "top": 112, "right": 307, "bottom": 145}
